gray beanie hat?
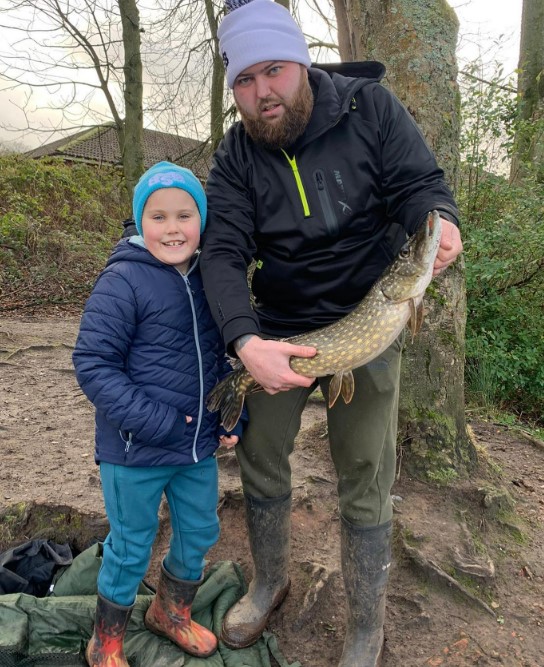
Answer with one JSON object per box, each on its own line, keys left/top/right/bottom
{"left": 219, "top": 0, "right": 311, "bottom": 89}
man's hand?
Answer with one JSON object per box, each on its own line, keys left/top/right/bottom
{"left": 433, "top": 218, "right": 463, "bottom": 276}
{"left": 235, "top": 335, "right": 316, "bottom": 394}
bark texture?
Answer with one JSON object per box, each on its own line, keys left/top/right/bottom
{"left": 510, "top": 0, "right": 544, "bottom": 184}
{"left": 205, "top": 0, "right": 225, "bottom": 152}
{"left": 334, "top": 0, "right": 474, "bottom": 476}
{"left": 119, "top": 0, "right": 145, "bottom": 199}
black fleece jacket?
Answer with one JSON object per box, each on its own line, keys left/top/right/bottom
{"left": 201, "top": 63, "right": 459, "bottom": 348}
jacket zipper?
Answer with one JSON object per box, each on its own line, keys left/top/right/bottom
{"left": 181, "top": 271, "right": 204, "bottom": 463}
{"left": 314, "top": 169, "right": 339, "bottom": 236}
{"left": 281, "top": 150, "right": 311, "bottom": 218}
{"left": 122, "top": 431, "right": 133, "bottom": 454}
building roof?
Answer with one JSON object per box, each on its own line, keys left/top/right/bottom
{"left": 25, "top": 124, "right": 212, "bottom": 180}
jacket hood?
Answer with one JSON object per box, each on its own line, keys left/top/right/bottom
{"left": 298, "top": 61, "right": 386, "bottom": 146}
{"left": 105, "top": 237, "right": 157, "bottom": 268}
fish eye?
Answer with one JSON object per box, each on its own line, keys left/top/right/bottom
{"left": 399, "top": 245, "right": 411, "bottom": 258}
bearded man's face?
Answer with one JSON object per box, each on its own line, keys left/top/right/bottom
{"left": 233, "top": 61, "right": 313, "bottom": 150}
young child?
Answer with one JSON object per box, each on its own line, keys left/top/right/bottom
{"left": 73, "top": 161, "right": 244, "bottom": 667}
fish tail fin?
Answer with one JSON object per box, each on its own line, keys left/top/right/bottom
{"left": 206, "top": 372, "right": 246, "bottom": 433}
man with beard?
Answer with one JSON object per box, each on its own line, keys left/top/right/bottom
{"left": 200, "top": 1, "right": 463, "bottom": 665}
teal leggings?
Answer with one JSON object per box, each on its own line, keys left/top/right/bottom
{"left": 98, "top": 456, "right": 219, "bottom": 606}
{"left": 236, "top": 336, "right": 403, "bottom": 527}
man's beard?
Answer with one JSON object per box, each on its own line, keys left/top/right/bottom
{"left": 238, "top": 76, "right": 314, "bottom": 150}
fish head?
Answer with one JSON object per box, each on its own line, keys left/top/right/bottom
{"left": 381, "top": 210, "right": 442, "bottom": 303}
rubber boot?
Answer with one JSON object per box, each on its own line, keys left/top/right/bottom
{"left": 338, "top": 518, "right": 392, "bottom": 667}
{"left": 144, "top": 562, "right": 217, "bottom": 657}
{"left": 221, "top": 492, "right": 291, "bottom": 649}
{"left": 85, "top": 594, "right": 133, "bottom": 667}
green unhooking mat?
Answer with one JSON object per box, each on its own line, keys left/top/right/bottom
{"left": 0, "top": 544, "right": 300, "bottom": 667}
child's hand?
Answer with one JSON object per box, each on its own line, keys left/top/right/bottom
{"left": 219, "top": 434, "right": 239, "bottom": 449}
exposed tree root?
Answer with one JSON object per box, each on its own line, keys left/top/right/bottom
{"left": 452, "top": 516, "right": 495, "bottom": 579}
{"left": 397, "top": 522, "right": 496, "bottom": 618}
{"left": 514, "top": 429, "right": 544, "bottom": 451}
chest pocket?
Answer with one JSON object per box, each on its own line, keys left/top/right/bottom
{"left": 313, "top": 169, "right": 339, "bottom": 236}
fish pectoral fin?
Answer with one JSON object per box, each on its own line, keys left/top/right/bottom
{"left": 408, "top": 299, "right": 425, "bottom": 339}
{"left": 341, "top": 370, "right": 355, "bottom": 404}
{"left": 328, "top": 373, "right": 343, "bottom": 408}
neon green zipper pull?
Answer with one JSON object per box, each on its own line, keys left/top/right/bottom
{"left": 281, "top": 150, "right": 311, "bottom": 218}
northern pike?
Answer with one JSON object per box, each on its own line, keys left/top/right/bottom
{"left": 207, "top": 210, "right": 442, "bottom": 431}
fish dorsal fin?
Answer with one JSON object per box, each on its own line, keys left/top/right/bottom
{"left": 328, "top": 370, "right": 355, "bottom": 408}
{"left": 408, "top": 299, "right": 425, "bottom": 340}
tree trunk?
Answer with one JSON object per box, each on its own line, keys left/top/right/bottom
{"left": 205, "top": 0, "right": 225, "bottom": 152}
{"left": 334, "top": 0, "right": 474, "bottom": 477}
{"left": 332, "top": 0, "right": 353, "bottom": 61}
{"left": 118, "top": 0, "right": 145, "bottom": 199}
{"left": 510, "top": 0, "right": 544, "bottom": 184}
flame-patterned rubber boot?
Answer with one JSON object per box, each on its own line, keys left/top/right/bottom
{"left": 85, "top": 594, "right": 133, "bottom": 667}
{"left": 144, "top": 563, "right": 217, "bottom": 657}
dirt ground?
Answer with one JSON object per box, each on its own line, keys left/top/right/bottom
{"left": 1, "top": 314, "right": 543, "bottom": 667}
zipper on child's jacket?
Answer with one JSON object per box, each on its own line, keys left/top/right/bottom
{"left": 180, "top": 270, "right": 204, "bottom": 463}
{"left": 123, "top": 431, "right": 133, "bottom": 453}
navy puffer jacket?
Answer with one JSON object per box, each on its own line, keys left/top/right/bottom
{"left": 73, "top": 238, "right": 240, "bottom": 467}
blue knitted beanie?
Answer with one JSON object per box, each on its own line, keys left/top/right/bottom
{"left": 132, "top": 161, "right": 207, "bottom": 235}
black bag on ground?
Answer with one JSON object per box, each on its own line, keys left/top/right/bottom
{"left": 0, "top": 539, "right": 73, "bottom": 597}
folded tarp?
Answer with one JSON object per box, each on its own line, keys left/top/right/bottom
{"left": 0, "top": 544, "right": 300, "bottom": 667}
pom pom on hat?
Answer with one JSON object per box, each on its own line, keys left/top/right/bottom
{"left": 219, "top": 0, "right": 311, "bottom": 89}
{"left": 132, "top": 162, "right": 207, "bottom": 235}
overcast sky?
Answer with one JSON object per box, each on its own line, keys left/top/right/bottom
{"left": 454, "top": 0, "right": 522, "bottom": 72}
{"left": 0, "top": 0, "right": 523, "bottom": 152}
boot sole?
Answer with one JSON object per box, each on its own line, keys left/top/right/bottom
{"left": 220, "top": 579, "right": 291, "bottom": 649}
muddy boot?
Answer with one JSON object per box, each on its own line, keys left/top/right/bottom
{"left": 221, "top": 492, "right": 291, "bottom": 649}
{"left": 144, "top": 562, "right": 217, "bottom": 657}
{"left": 85, "top": 594, "right": 133, "bottom": 667}
{"left": 338, "top": 518, "right": 392, "bottom": 667}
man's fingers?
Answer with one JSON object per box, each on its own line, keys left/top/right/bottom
{"left": 286, "top": 344, "right": 317, "bottom": 358}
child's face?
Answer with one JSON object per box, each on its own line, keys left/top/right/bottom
{"left": 141, "top": 188, "right": 201, "bottom": 273}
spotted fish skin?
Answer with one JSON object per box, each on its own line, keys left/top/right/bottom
{"left": 207, "top": 211, "right": 442, "bottom": 431}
